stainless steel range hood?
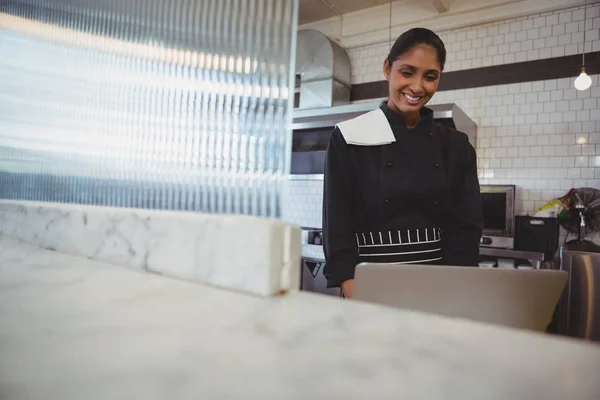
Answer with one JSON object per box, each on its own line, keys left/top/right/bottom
{"left": 290, "top": 101, "right": 477, "bottom": 175}
{"left": 295, "top": 30, "right": 352, "bottom": 109}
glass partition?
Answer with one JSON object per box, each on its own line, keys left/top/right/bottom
{"left": 0, "top": 0, "right": 298, "bottom": 217}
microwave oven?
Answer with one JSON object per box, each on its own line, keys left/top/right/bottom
{"left": 479, "top": 184, "right": 516, "bottom": 249}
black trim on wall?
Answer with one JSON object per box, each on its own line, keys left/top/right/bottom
{"left": 350, "top": 51, "right": 600, "bottom": 102}
{"left": 350, "top": 81, "right": 388, "bottom": 103}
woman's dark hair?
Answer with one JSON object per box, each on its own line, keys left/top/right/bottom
{"left": 386, "top": 28, "right": 446, "bottom": 71}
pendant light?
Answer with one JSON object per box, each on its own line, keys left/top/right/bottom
{"left": 574, "top": 67, "right": 592, "bottom": 91}
{"left": 574, "top": 0, "right": 592, "bottom": 91}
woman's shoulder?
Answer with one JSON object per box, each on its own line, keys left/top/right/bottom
{"left": 433, "top": 122, "right": 475, "bottom": 152}
{"left": 433, "top": 122, "right": 470, "bottom": 143}
{"left": 328, "top": 126, "right": 346, "bottom": 148}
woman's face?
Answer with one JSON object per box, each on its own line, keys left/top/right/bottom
{"left": 383, "top": 44, "right": 441, "bottom": 116}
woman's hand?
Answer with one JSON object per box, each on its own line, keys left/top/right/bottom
{"left": 341, "top": 279, "right": 355, "bottom": 298}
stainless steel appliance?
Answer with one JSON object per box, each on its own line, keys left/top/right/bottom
{"left": 552, "top": 249, "right": 600, "bottom": 342}
{"left": 479, "top": 247, "right": 545, "bottom": 269}
{"left": 300, "top": 255, "right": 340, "bottom": 296}
{"left": 295, "top": 29, "right": 351, "bottom": 110}
{"left": 479, "top": 185, "right": 516, "bottom": 249}
{"left": 300, "top": 227, "right": 340, "bottom": 296}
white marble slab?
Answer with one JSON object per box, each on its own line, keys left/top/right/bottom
{"left": 1, "top": 236, "right": 600, "bottom": 399}
{"left": 0, "top": 200, "right": 301, "bottom": 296}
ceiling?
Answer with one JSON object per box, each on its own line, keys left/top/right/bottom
{"left": 299, "top": 0, "right": 406, "bottom": 24}
{"left": 297, "top": 0, "right": 586, "bottom": 48}
{"left": 297, "top": 0, "right": 575, "bottom": 26}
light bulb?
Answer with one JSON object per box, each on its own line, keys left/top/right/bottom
{"left": 574, "top": 68, "right": 592, "bottom": 91}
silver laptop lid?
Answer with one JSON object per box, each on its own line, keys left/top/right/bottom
{"left": 353, "top": 263, "right": 567, "bottom": 332}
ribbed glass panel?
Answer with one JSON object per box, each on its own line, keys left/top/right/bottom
{"left": 0, "top": 0, "right": 297, "bottom": 217}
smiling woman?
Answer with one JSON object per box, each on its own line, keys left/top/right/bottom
{"left": 322, "top": 28, "right": 484, "bottom": 298}
{"left": 383, "top": 28, "right": 446, "bottom": 127}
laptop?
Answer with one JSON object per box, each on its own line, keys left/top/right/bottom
{"left": 353, "top": 263, "right": 568, "bottom": 332}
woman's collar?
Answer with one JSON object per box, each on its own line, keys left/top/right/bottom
{"left": 379, "top": 100, "right": 434, "bottom": 130}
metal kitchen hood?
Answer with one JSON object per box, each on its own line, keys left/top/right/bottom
{"left": 295, "top": 29, "right": 352, "bottom": 109}
{"left": 292, "top": 101, "right": 477, "bottom": 147}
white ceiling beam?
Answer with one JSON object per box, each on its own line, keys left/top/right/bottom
{"left": 431, "top": 0, "right": 452, "bottom": 13}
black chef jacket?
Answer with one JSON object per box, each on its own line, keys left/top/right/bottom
{"left": 322, "top": 101, "right": 484, "bottom": 288}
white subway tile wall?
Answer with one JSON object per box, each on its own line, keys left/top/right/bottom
{"left": 284, "top": 5, "right": 600, "bottom": 246}
{"left": 282, "top": 179, "right": 323, "bottom": 229}
{"left": 347, "top": 5, "right": 600, "bottom": 85}
{"left": 430, "top": 77, "right": 600, "bottom": 224}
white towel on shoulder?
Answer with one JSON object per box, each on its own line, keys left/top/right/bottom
{"left": 335, "top": 108, "right": 396, "bottom": 146}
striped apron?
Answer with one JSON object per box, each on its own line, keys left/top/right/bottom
{"left": 342, "top": 227, "right": 442, "bottom": 298}
{"left": 356, "top": 227, "right": 443, "bottom": 264}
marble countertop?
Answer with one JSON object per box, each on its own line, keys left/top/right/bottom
{"left": 0, "top": 200, "right": 301, "bottom": 297}
{"left": 2, "top": 236, "right": 600, "bottom": 399}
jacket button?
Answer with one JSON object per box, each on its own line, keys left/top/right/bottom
{"left": 386, "top": 162, "right": 393, "bottom": 168}
{"left": 429, "top": 132, "right": 433, "bottom": 136}
{"left": 433, "top": 201, "right": 438, "bottom": 206}
{"left": 384, "top": 198, "right": 390, "bottom": 204}
{"left": 435, "top": 163, "right": 440, "bottom": 168}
